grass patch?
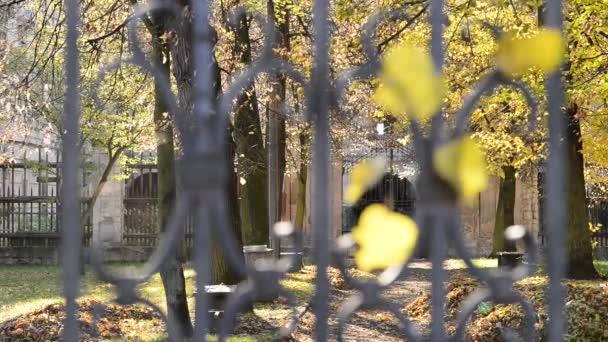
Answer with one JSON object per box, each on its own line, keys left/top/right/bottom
{"left": 452, "top": 259, "right": 608, "bottom": 276}
{"left": 0, "top": 264, "right": 200, "bottom": 323}
{"left": 594, "top": 260, "right": 608, "bottom": 276}
{"left": 0, "top": 263, "right": 316, "bottom": 340}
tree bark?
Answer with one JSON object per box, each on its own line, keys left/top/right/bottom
{"left": 211, "top": 42, "right": 244, "bottom": 285}
{"left": 148, "top": 12, "right": 193, "bottom": 337}
{"left": 537, "top": 5, "right": 597, "bottom": 279}
{"left": 267, "top": 0, "right": 290, "bottom": 220}
{"left": 170, "top": 3, "right": 244, "bottom": 285}
{"left": 491, "top": 165, "right": 516, "bottom": 256}
{"left": 211, "top": 122, "right": 244, "bottom": 284}
{"left": 565, "top": 104, "right": 598, "bottom": 279}
{"left": 232, "top": 11, "right": 269, "bottom": 245}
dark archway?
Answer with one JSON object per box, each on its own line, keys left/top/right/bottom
{"left": 343, "top": 173, "right": 416, "bottom": 233}
{"left": 125, "top": 171, "right": 158, "bottom": 198}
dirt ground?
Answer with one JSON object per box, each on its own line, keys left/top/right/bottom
{"left": 245, "top": 260, "right": 467, "bottom": 341}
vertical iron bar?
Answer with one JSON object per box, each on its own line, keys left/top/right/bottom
{"left": 139, "top": 156, "right": 144, "bottom": 198}
{"left": 1, "top": 166, "right": 3, "bottom": 244}
{"left": 429, "top": 0, "right": 446, "bottom": 340}
{"left": 30, "top": 187, "right": 33, "bottom": 231}
{"left": 38, "top": 149, "right": 42, "bottom": 231}
{"left": 17, "top": 188, "right": 21, "bottom": 233}
{"left": 11, "top": 164, "right": 14, "bottom": 235}
{"left": 23, "top": 152, "right": 27, "bottom": 198}
{"left": 61, "top": 0, "right": 81, "bottom": 337}
{"left": 268, "top": 109, "right": 280, "bottom": 256}
{"left": 311, "top": 0, "right": 331, "bottom": 340}
{"left": 544, "top": 0, "right": 565, "bottom": 340}
{"left": 191, "top": 0, "right": 214, "bottom": 339}
{"left": 51, "top": 188, "right": 55, "bottom": 232}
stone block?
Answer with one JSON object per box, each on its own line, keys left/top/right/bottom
{"left": 243, "top": 245, "right": 273, "bottom": 268}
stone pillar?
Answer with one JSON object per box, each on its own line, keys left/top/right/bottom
{"left": 90, "top": 149, "right": 124, "bottom": 248}
{"left": 514, "top": 170, "right": 540, "bottom": 247}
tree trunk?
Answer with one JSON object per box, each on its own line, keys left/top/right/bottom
{"left": 170, "top": 4, "right": 243, "bottom": 285}
{"left": 211, "top": 123, "right": 244, "bottom": 284}
{"left": 148, "top": 13, "right": 193, "bottom": 337}
{"left": 232, "top": 11, "right": 268, "bottom": 245}
{"left": 537, "top": 5, "right": 597, "bottom": 279}
{"left": 211, "top": 42, "right": 244, "bottom": 285}
{"left": 565, "top": 104, "right": 598, "bottom": 279}
{"left": 491, "top": 165, "right": 516, "bottom": 256}
{"left": 267, "top": 0, "right": 289, "bottom": 220}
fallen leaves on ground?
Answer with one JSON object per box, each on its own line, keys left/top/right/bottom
{"left": 404, "top": 272, "right": 608, "bottom": 341}
{"left": 327, "top": 266, "right": 375, "bottom": 290}
{"left": 0, "top": 298, "right": 163, "bottom": 341}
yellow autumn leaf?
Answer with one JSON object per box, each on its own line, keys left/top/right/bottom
{"left": 373, "top": 43, "right": 445, "bottom": 122}
{"left": 344, "top": 157, "right": 386, "bottom": 205}
{"left": 352, "top": 204, "right": 418, "bottom": 272}
{"left": 433, "top": 136, "right": 488, "bottom": 202}
{"left": 496, "top": 29, "right": 565, "bottom": 77}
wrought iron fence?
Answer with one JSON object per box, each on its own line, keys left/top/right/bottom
{"left": 58, "top": 0, "right": 567, "bottom": 341}
{"left": 0, "top": 150, "right": 92, "bottom": 250}
{"left": 122, "top": 161, "right": 195, "bottom": 252}
{"left": 538, "top": 173, "right": 608, "bottom": 247}
{"left": 587, "top": 198, "right": 608, "bottom": 247}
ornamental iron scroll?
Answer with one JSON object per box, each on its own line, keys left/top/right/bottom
{"left": 59, "top": 0, "right": 567, "bottom": 341}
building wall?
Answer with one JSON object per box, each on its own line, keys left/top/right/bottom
{"left": 461, "top": 176, "right": 500, "bottom": 257}
{"left": 303, "top": 160, "right": 343, "bottom": 243}
{"left": 461, "top": 171, "right": 540, "bottom": 257}
{"left": 515, "top": 172, "right": 540, "bottom": 242}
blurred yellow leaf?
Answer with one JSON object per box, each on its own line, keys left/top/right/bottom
{"left": 373, "top": 44, "right": 444, "bottom": 121}
{"left": 352, "top": 204, "right": 418, "bottom": 272}
{"left": 345, "top": 157, "right": 386, "bottom": 205}
{"left": 496, "top": 29, "right": 564, "bottom": 77}
{"left": 433, "top": 136, "right": 488, "bottom": 202}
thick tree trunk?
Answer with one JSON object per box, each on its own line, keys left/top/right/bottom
{"left": 170, "top": 4, "right": 243, "bottom": 285}
{"left": 211, "top": 123, "right": 244, "bottom": 284}
{"left": 536, "top": 5, "right": 597, "bottom": 279}
{"left": 565, "top": 104, "right": 598, "bottom": 279}
{"left": 232, "top": 11, "right": 268, "bottom": 245}
{"left": 148, "top": 13, "right": 193, "bottom": 337}
{"left": 491, "top": 165, "right": 516, "bottom": 256}
{"left": 211, "top": 45, "right": 244, "bottom": 285}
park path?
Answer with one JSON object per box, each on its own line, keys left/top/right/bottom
{"left": 253, "top": 260, "right": 467, "bottom": 341}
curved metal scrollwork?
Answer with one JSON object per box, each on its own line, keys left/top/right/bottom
{"left": 58, "top": 0, "right": 567, "bottom": 340}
